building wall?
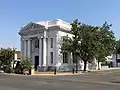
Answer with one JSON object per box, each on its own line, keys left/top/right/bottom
{"left": 19, "top": 19, "right": 102, "bottom": 71}
{"left": 25, "top": 28, "right": 58, "bottom": 67}
{"left": 55, "top": 30, "right": 101, "bottom": 71}
{"left": 55, "top": 30, "right": 75, "bottom": 71}
{"left": 46, "top": 28, "right": 58, "bottom": 66}
{"left": 109, "top": 54, "right": 120, "bottom": 67}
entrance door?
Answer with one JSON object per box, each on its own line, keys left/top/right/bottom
{"left": 35, "top": 56, "right": 39, "bottom": 70}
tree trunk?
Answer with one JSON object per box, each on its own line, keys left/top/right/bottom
{"left": 98, "top": 60, "right": 100, "bottom": 70}
{"left": 75, "top": 58, "right": 78, "bottom": 73}
{"left": 83, "top": 60, "right": 87, "bottom": 72}
{"left": 116, "top": 53, "right": 118, "bottom": 67}
{"left": 72, "top": 53, "right": 78, "bottom": 73}
{"left": 75, "top": 54, "right": 78, "bottom": 73}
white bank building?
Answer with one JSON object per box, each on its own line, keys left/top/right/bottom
{"left": 19, "top": 19, "right": 99, "bottom": 71}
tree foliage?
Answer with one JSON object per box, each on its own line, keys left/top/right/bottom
{"left": 115, "top": 40, "right": 120, "bottom": 54}
{"left": 61, "top": 19, "right": 116, "bottom": 71}
{"left": 93, "top": 22, "right": 116, "bottom": 69}
{"left": 61, "top": 35, "right": 72, "bottom": 53}
{"left": 21, "top": 58, "right": 32, "bottom": 70}
{"left": 0, "top": 48, "right": 16, "bottom": 73}
{"left": 61, "top": 20, "right": 81, "bottom": 72}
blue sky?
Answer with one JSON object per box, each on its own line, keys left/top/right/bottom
{"left": 0, "top": 0, "right": 120, "bottom": 50}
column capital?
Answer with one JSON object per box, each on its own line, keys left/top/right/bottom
{"left": 38, "top": 35, "right": 45, "bottom": 39}
{"left": 22, "top": 38, "right": 28, "bottom": 41}
{"left": 43, "top": 31, "right": 46, "bottom": 38}
{"left": 37, "top": 36, "right": 41, "bottom": 39}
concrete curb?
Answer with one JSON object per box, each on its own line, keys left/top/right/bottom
{"left": 89, "top": 68, "right": 120, "bottom": 72}
{"left": 2, "top": 68, "right": 120, "bottom": 76}
{"left": 1, "top": 72, "right": 82, "bottom": 76}
{"left": 31, "top": 73, "right": 81, "bottom": 76}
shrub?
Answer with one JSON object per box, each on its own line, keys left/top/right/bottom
{"left": 21, "top": 58, "right": 32, "bottom": 70}
{"left": 14, "top": 61, "right": 22, "bottom": 74}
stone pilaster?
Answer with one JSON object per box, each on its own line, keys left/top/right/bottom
{"left": 39, "top": 37, "right": 42, "bottom": 66}
{"left": 43, "top": 31, "right": 47, "bottom": 66}
{"left": 21, "top": 37, "right": 24, "bottom": 60}
{"left": 27, "top": 39, "right": 31, "bottom": 58}
{"left": 24, "top": 39, "right": 27, "bottom": 58}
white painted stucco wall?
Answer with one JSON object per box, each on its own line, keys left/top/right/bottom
{"left": 19, "top": 19, "right": 103, "bottom": 71}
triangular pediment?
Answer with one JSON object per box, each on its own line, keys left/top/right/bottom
{"left": 20, "top": 22, "right": 45, "bottom": 31}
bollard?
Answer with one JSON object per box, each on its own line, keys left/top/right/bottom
{"left": 72, "top": 68, "right": 75, "bottom": 74}
{"left": 54, "top": 67, "right": 56, "bottom": 75}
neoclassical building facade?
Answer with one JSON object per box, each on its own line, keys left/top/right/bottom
{"left": 19, "top": 19, "right": 77, "bottom": 71}
{"left": 19, "top": 19, "right": 103, "bottom": 71}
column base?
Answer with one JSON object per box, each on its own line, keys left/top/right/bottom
{"left": 37, "top": 66, "right": 47, "bottom": 72}
{"left": 31, "top": 68, "right": 35, "bottom": 75}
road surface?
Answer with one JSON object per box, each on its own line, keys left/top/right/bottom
{"left": 0, "top": 70, "right": 120, "bottom": 90}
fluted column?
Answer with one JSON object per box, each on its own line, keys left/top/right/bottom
{"left": 24, "top": 40, "right": 27, "bottom": 58}
{"left": 27, "top": 39, "right": 31, "bottom": 58}
{"left": 48, "top": 38, "right": 51, "bottom": 66}
{"left": 43, "top": 31, "right": 47, "bottom": 66}
{"left": 21, "top": 37, "right": 24, "bottom": 60}
{"left": 39, "top": 37, "right": 42, "bottom": 66}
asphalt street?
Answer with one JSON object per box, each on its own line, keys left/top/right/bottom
{"left": 0, "top": 70, "right": 120, "bottom": 90}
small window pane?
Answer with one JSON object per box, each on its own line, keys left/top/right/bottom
{"left": 63, "top": 53, "right": 68, "bottom": 63}
{"left": 35, "top": 39, "right": 39, "bottom": 48}
{"left": 50, "top": 52, "right": 53, "bottom": 64}
{"left": 51, "top": 38, "right": 53, "bottom": 48}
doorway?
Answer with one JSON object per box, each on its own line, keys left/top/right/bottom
{"left": 35, "top": 56, "right": 39, "bottom": 70}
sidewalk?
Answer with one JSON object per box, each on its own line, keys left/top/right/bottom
{"left": 89, "top": 67, "right": 120, "bottom": 72}
{"left": 31, "top": 67, "right": 120, "bottom": 76}
{"left": 32, "top": 71, "right": 81, "bottom": 76}
{"left": 2, "top": 67, "right": 120, "bottom": 76}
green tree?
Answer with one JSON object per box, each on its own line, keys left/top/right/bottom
{"left": 61, "top": 19, "right": 116, "bottom": 72}
{"left": 71, "top": 19, "right": 81, "bottom": 73}
{"left": 77, "top": 24, "right": 99, "bottom": 71}
{"left": 21, "top": 57, "right": 32, "bottom": 75}
{"left": 21, "top": 57, "right": 32, "bottom": 70}
{"left": 61, "top": 19, "right": 81, "bottom": 73}
{"left": 94, "top": 22, "right": 116, "bottom": 70}
{"left": 115, "top": 40, "right": 120, "bottom": 67}
{"left": 115, "top": 40, "right": 120, "bottom": 54}
{"left": 0, "top": 48, "right": 16, "bottom": 73}
{"left": 61, "top": 35, "right": 72, "bottom": 53}
{"left": 61, "top": 20, "right": 98, "bottom": 72}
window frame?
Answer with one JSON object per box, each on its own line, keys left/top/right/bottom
{"left": 50, "top": 52, "right": 53, "bottom": 64}
{"left": 50, "top": 38, "right": 53, "bottom": 48}
{"left": 63, "top": 53, "right": 68, "bottom": 63}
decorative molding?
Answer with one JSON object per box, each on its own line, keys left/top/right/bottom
{"left": 19, "top": 28, "right": 45, "bottom": 37}
{"left": 21, "top": 22, "right": 45, "bottom": 31}
{"left": 41, "top": 36, "right": 44, "bottom": 38}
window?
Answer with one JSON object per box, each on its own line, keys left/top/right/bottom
{"left": 63, "top": 53, "right": 68, "bottom": 63}
{"left": 50, "top": 38, "right": 53, "bottom": 48}
{"left": 35, "top": 39, "right": 39, "bottom": 48}
{"left": 73, "top": 53, "right": 76, "bottom": 63}
{"left": 50, "top": 52, "right": 53, "bottom": 64}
